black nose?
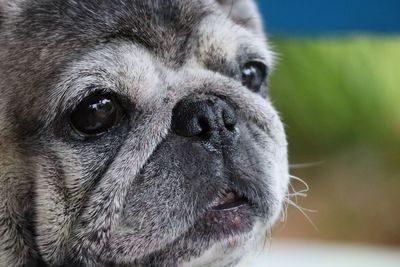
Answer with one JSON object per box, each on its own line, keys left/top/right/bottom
{"left": 172, "top": 95, "right": 238, "bottom": 145}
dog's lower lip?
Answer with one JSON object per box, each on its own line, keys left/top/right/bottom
{"left": 211, "top": 190, "right": 250, "bottom": 211}
{"left": 188, "top": 190, "right": 255, "bottom": 240}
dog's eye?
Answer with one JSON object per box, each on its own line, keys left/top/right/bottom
{"left": 70, "top": 93, "right": 123, "bottom": 136}
{"left": 241, "top": 62, "right": 268, "bottom": 94}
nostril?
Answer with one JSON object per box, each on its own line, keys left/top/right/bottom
{"left": 222, "top": 108, "right": 237, "bottom": 132}
{"left": 197, "top": 116, "right": 212, "bottom": 137}
{"left": 225, "top": 122, "right": 236, "bottom": 132}
{"left": 224, "top": 118, "right": 236, "bottom": 132}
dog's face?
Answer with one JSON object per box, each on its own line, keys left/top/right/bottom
{"left": 0, "top": 0, "right": 288, "bottom": 266}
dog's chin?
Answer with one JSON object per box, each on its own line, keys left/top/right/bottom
{"left": 145, "top": 191, "right": 277, "bottom": 267}
{"left": 179, "top": 218, "right": 269, "bottom": 267}
{"left": 105, "top": 188, "right": 277, "bottom": 266}
{"left": 178, "top": 193, "right": 274, "bottom": 267}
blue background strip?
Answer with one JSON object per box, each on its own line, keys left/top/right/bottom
{"left": 256, "top": 0, "right": 400, "bottom": 34}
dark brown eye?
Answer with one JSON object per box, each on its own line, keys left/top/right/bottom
{"left": 70, "top": 93, "right": 123, "bottom": 136}
{"left": 241, "top": 62, "right": 268, "bottom": 93}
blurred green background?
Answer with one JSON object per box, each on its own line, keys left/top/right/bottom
{"left": 269, "top": 36, "right": 400, "bottom": 246}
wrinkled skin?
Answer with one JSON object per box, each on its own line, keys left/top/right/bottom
{"left": 0, "top": 0, "right": 289, "bottom": 266}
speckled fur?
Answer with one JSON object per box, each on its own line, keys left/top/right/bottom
{"left": 0, "top": 0, "right": 288, "bottom": 266}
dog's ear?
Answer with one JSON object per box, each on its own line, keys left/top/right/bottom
{"left": 216, "top": 0, "right": 264, "bottom": 34}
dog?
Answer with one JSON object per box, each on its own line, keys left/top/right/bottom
{"left": 0, "top": 0, "right": 289, "bottom": 266}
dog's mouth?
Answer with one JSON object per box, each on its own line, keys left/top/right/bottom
{"left": 187, "top": 189, "right": 256, "bottom": 241}
{"left": 210, "top": 190, "right": 250, "bottom": 211}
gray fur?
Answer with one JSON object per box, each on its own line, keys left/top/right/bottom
{"left": 0, "top": 0, "right": 288, "bottom": 266}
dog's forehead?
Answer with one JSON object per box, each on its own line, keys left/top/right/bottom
{"left": 8, "top": 0, "right": 268, "bottom": 65}
{"left": 12, "top": 0, "right": 208, "bottom": 62}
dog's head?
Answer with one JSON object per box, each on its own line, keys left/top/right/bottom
{"left": 0, "top": 0, "right": 288, "bottom": 266}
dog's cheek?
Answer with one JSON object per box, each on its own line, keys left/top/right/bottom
{"left": 0, "top": 141, "right": 42, "bottom": 266}
{"left": 32, "top": 134, "right": 127, "bottom": 264}
{"left": 33, "top": 155, "right": 72, "bottom": 264}
{"left": 247, "top": 112, "right": 289, "bottom": 225}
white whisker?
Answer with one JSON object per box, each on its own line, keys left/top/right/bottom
{"left": 285, "top": 198, "right": 319, "bottom": 231}
{"left": 289, "top": 161, "right": 325, "bottom": 169}
{"left": 278, "top": 173, "right": 318, "bottom": 232}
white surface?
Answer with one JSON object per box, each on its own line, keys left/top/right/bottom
{"left": 248, "top": 239, "right": 400, "bottom": 267}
